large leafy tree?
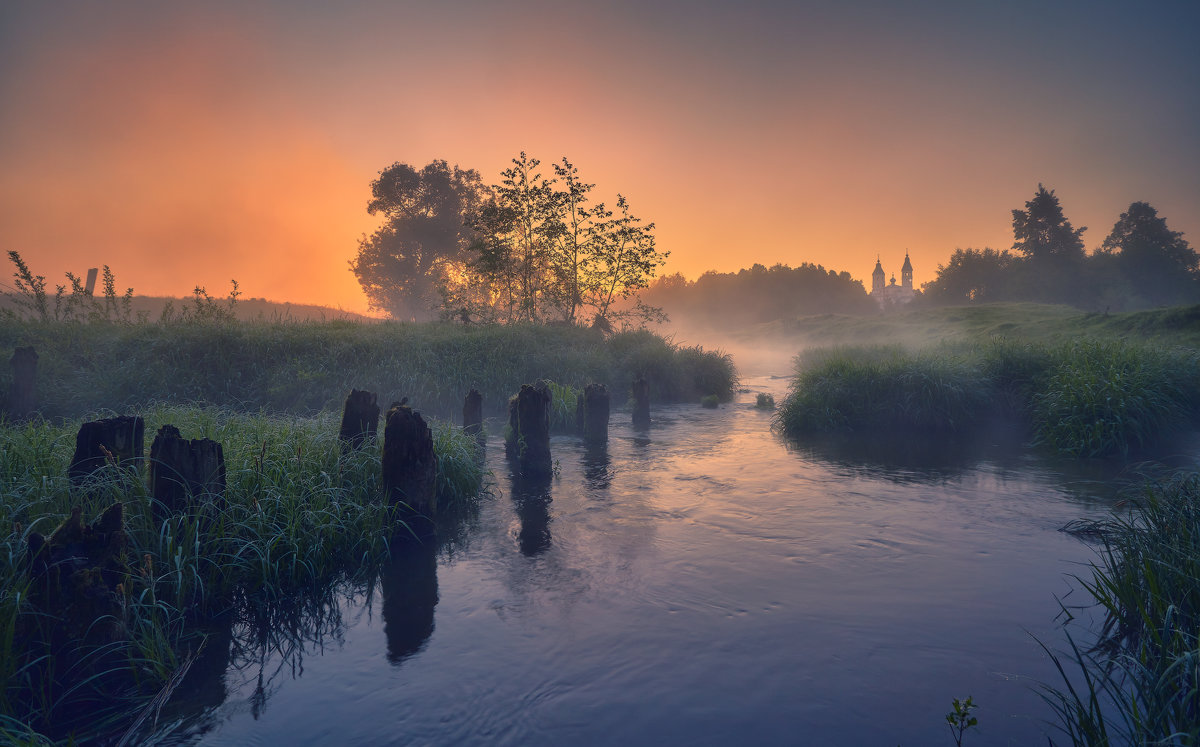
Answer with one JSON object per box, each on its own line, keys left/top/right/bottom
{"left": 1099, "top": 201, "right": 1199, "bottom": 307}
{"left": 921, "top": 248, "right": 1015, "bottom": 305}
{"left": 350, "top": 160, "right": 486, "bottom": 319}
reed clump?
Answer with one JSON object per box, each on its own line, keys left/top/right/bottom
{"left": 1041, "top": 476, "right": 1200, "bottom": 744}
{"left": 776, "top": 339, "right": 1200, "bottom": 458}
{"left": 0, "top": 405, "right": 484, "bottom": 743}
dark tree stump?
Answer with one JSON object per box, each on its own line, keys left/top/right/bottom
{"left": 150, "top": 424, "right": 226, "bottom": 522}
{"left": 505, "top": 382, "right": 552, "bottom": 476}
{"left": 578, "top": 383, "right": 610, "bottom": 444}
{"left": 26, "top": 502, "right": 127, "bottom": 645}
{"left": 383, "top": 402, "right": 438, "bottom": 518}
{"left": 339, "top": 389, "right": 380, "bottom": 451}
{"left": 8, "top": 346, "right": 37, "bottom": 420}
{"left": 462, "top": 389, "right": 483, "bottom": 437}
{"left": 632, "top": 377, "right": 651, "bottom": 428}
{"left": 69, "top": 416, "right": 145, "bottom": 487}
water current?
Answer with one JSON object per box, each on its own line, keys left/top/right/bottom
{"left": 155, "top": 374, "right": 1192, "bottom": 746}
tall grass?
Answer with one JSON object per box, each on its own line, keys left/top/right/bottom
{"left": 1041, "top": 476, "right": 1200, "bottom": 745}
{"left": 0, "top": 405, "right": 484, "bottom": 742}
{"left": 776, "top": 340, "right": 1200, "bottom": 457}
{"left": 0, "top": 320, "right": 737, "bottom": 422}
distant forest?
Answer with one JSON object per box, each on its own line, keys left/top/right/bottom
{"left": 638, "top": 264, "right": 875, "bottom": 330}
{"left": 644, "top": 186, "right": 1197, "bottom": 330}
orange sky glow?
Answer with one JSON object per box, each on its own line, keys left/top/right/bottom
{"left": 2, "top": 2, "right": 1197, "bottom": 315}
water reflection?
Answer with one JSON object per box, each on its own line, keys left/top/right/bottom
{"left": 581, "top": 443, "right": 612, "bottom": 491}
{"left": 509, "top": 469, "right": 553, "bottom": 556}
{"left": 380, "top": 539, "right": 440, "bottom": 664}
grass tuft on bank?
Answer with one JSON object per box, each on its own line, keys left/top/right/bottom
{"left": 776, "top": 339, "right": 1200, "bottom": 457}
{"left": 0, "top": 406, "right": 485, "bottom": 743}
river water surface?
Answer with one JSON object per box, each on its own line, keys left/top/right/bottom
{"left": 156, "top": 374, "right": 1173, "bottom": 746}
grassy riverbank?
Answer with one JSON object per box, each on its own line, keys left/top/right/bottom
{"left": 0, "top": 406, "right": 484, "bottom": 743}
{"left": 777, "top": 337, "right": 1200, "bottom": 458}
{"left": 0, "top": 320, "right": 737, "bottom": 421}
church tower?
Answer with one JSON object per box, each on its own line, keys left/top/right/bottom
{"left": 900, "top": 251, "right": 913, "bottom": 291}
{"left": 872, "top": 257, "right": 885, "bottom": 295}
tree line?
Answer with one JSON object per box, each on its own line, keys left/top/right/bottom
{"left": 922, "top": 186, "right": 1198, "bottom": 310}
{"left": 350, "top": 155, "right": 668, "bottom": 326}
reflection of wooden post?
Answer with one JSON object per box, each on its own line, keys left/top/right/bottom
{"left": 339, "top": 389, "right": 380, "bottom": 451}
{"left": 462, "top": 389, "right": 482, "bottom": 437}
{"left": 632, "top": 377, "right": 650, "bottom": 428}
{"left": 579, "top": 383, "right": 610, "bottom": 444}
{"left": 69, "top": 416, "right": 145, "bottom": 486}
{"left": 150, "top": 424, "right": 226, "bottom": 521}
{"left": 382, "top": 403, "right": 438, "bottom": 517}
{"left": 505, "top": 383, "right": 551, "bottom": 476}
{"left": 9, "top": 346, "right": 37, "bottom": 420}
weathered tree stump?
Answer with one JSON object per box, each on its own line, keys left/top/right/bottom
{"left": 26, "top": 502, "right": 127, "bottom": 645}
{"left": 69, "top": 416, "right": 145, "bottom": 487}
{"left": 339, "top": 388, "right": 380, "bottom": 451}
{"left": 505, "top": 382, "right": 552, "bottom": 476}
{"left": 577, "top": 383, "right": 610, "bottom": 443}
{"left": 149, "top": 424, "right": 226, "bottom": 521}
{"left": 8, "top": 346, "right": 37, "bottom": 420}
{"left": 383, "top": 402, "right": 438, "bottom": 518}
{"left": 462, "top": 389, "right": 483, "bottom": 437}
{"left": 631, "top": 377, "right": 651, "bottom": 428}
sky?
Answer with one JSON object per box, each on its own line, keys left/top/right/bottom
{"left": 1, "top": 0, "right": 1197, "bottom": 314}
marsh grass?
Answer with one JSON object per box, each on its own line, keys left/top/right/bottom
{"left": 0, "top": 405, "right": 485, "bottom": 742}
{"left": 0, "top": 320, "right": 737, "bottom": 422}
{"left": 1041, "top": 476, "right": 1200, "bottom": 745}
{"left": 777, "top": 340, "right": 1200, "bottom": 457}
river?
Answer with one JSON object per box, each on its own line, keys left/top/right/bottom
{"left": 154, "top": 374, "right": 1174, "bottom": 746}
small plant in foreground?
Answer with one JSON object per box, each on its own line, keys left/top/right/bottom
{"left": 755, "top": 392, "right": 775, "bottom": 409}
{"left": 700, "top": 394, "right": 719, "bottom": 409}
{"left": 945, "top": 696, "right": 978, "bottom": 746}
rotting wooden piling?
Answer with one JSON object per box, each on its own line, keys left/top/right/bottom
{"left": 577, "top": 383, "right": 610, "bottom": 444}
{"left": 339, "top": 388, "right": 380, "bottom": 451}
{"left": 69, "top": 416, "right": 145, "bottom": 487}
{"left": 382, "top": 402, "right": 438, "bottom": 518}
{"left": 149, "top": 424, "right": 226, "bottom": 521}
{"left": 505, "top": 382, "right": 552, "bottom": 476}
{"left": 463, "top": 389, "right": 483, "bottom": 437}
{"left": 632, "top": 376, "right": 650, "bottom": 429}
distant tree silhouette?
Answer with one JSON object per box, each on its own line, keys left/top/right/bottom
{"left": 1099, "top": 201, "right": 1199, "bottom": 307}
{"left": 350, "top": 160, "right": 487, "bottom": 319}
{"left": 920, "top": 248, "right": 1015, "bottom": 305}
{"left": 638, "top": 262, "right": 874, "bottom": 328}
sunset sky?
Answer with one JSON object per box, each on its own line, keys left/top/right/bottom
{"left": 2, "top": 1, "right": 1197, "bottom": 314}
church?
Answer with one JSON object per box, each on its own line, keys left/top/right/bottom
{"left": 871, "top": 252, "right": 916, "bottom": 308}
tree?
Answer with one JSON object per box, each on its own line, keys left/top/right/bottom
{"left": 458, "top": 153, "right": 667, "bottom": 326}
{"left": 921, "top": 248, "right": 1015, "bottom": 304}
{"left": 1011, "top": 184, "right": 1086, "bottom": 263}
{"left": 1099, "top": 201, "right": 1199, "bottom": 307}
{"left": 349, "top": 160, "right": 486, "bottom": 319}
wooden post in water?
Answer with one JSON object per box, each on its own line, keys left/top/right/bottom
{"left": 149, "top": 424, "right": 226, "bottom": 522}
{"left": 382, "top": 402, "right": 438, "bottom": 519}
{"left": 339, "top": 389, "right": 380, "bottom": 451}
{"left": 462, "top": 389, "right": 483, "bottom": 437}
{"left": 8, "top": 346, "right": 37, "bottom": 420}
{"left": 578, "top": 383, "right": 610, "bottom": 444}
{"left": 631, "top": 376, "right": 650, "bottom": 429}
{"left": 69, "top": 416, "right": 145, "bottom": 487}
{"left": 26, "top": 502, "right": 127, "bottom": 646}
{"left": 505, "top": 382, "right": 552, "bottom": 476}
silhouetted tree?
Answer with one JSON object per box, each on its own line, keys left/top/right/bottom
{"left": 1099, "top": 201, "right": 1199, "bottom": 307}
{"left": 1011, "top": 184, "right": 1086, "bottom": 263}
{"left": 921, "top": 248, "right": 1015, "bottom": 305}
{"left": 350, "top": 160, "right": 487, "bottom": 319}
